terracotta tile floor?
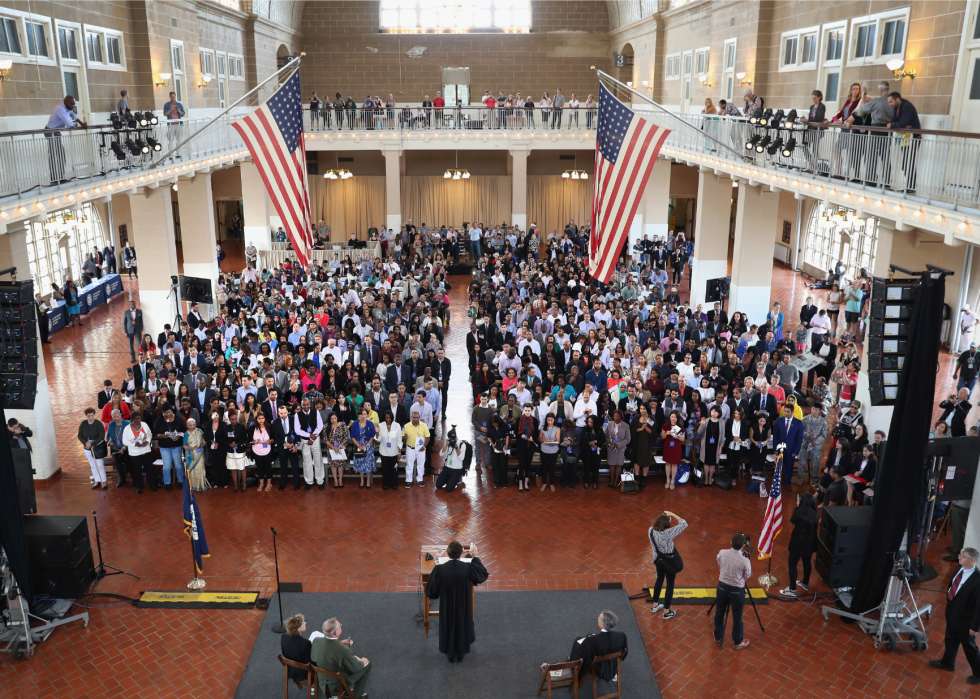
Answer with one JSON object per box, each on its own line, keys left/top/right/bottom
{"left": 1, "top": 247, "right": 968, "bottom": 699}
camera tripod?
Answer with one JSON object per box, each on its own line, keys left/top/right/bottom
{"left": 706, "top": 545, "right": 766, "bottom": 636}
{"left": 91, "top": 510, "right": 138, "bottom": 590}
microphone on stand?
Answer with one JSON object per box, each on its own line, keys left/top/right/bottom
{"left": 270, "top": 527, "right": 285, "bottom": 634}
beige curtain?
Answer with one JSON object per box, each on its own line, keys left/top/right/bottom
{"left": 400, "top": 176, "right": 512, "bottom": 228}
{"left": 307, "top": 176, "right": 387, "bottom": 240}
{"left": 527, "top": 176, "right": 594, "bottom": 238}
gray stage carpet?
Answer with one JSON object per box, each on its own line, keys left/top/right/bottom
{"left": 236, "top": 589, "right": 661, "bottom": 699}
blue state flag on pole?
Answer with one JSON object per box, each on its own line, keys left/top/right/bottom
{"left": 182, "top": 477, "right": 210, "bottom": 575}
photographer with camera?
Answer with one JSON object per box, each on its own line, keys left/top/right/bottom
{"left": 436, "top": 425, "right": 467, "bottom": 492}
{"left": 713, "top": 533, "right": 752, "bottom": 650}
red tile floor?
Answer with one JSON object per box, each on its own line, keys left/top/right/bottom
{"left": 1, "top": 246, "right": 971, "bottom": 699}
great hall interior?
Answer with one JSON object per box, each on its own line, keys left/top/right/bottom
{"left": 2, "top": 1, "right": 980, "bottom": 698}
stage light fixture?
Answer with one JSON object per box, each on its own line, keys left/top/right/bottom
{"left": 135, "top": 139, "right": 150, "bottom": 154}
{"left": 125, "top": 138, "right": 140, "bottom": 156}
{"left": 755, "top": 135, "right": 771, "bottom": 153}
{"left": 781, "top": 137, "right": 797, "bottom": 157}
{"left": 126, "top": 115, "right": 137, "bottom": 129}
{"left": 748, "top": 108, "right": 762, "bottom": 125}
{"left": 136, "top": 112, "right": 149, "bottom": 127}
{"left": 767, "top": 137, "right": 784, "bottom": 156}
{"left": 786, "top": 109, "right": 798, "bottom": 122}
{"left": 758, "top": 108, "right": 774, "bottom": 126}
{"left": 745, "top": 134, "right": 761, "bottom": 150}
{"left": 110, "top": 142, "right": 126, "bottom": 160}
{"left": 110, "top": 113, "right": 123, "bottom": 130}
{"left": 147, "top": 137, "right": 162, "bottom": 152}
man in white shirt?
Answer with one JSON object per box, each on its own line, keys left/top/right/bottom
{"left": 45, "top": 95, "right": 88, "bottom": 183}
{"left": 574, "top": 385, "right": 598, "bottom": 426}
{"left": 468, "top": 224, "right": 483, "bottom": 262}
{"left": 294, "top": 398, "right": 325, "bottom": 489}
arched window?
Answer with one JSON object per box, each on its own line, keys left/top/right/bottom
{"left": 803, "top": 201, "right": 879, "bottom": 280}
{"left": 26, "top": 202, "right": 107, "bottom": 292}
{"left": 380, "top": 0, "right": 531, "bottom": 32}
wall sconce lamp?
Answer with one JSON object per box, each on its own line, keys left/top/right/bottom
{"left": 640, "top": 80, "right": 654, "bottom": 91}
{"left": 698, "top": 74, "right": 711, "bottom": 88}
{"left": 887, "top": 59, "right": 915, "bottom": 80}
{"left": 626, "top": 81, "right": 633, "bottom": 88}
{"left": 0, "top": 59, "right": 11, "bottom": 82}
{"left": 156, "top": 72, "right": 172, "bottom": 87}
{"left": 736, "top": 72, "right": 751, "bottom": 86}
{"left": 198, "top": 74, "right": 212, "bottom": 88}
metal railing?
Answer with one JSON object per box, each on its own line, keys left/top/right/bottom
{"left": 642, "top": 110, "right": 980, "bottom": 210}
{"left": 0, "top": 114, "right": 246, "bottom": 202}
{"left": 303, "top": 105, "right": 598, "bottom": 133}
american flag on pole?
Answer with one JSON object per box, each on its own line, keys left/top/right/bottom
{"left": 589, "top": 83, "right": 670, "bottom": 283}
{"left": 232, "top": 71, "right": 313, "bottom": 266}
{"left": 758, "top": 451, "right": 784, "bottom": 559}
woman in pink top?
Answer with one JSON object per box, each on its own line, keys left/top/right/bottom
{"left": 250, "top": 412, "right": 274, "bottom": 492}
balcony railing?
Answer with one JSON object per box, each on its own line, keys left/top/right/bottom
{"left": 303, "top": 105, "right": 598, "bottom": 133}
{"left": 0, "top": 115, "right": 245, "bottom": 202}
{"left": 644, "top": 111, "right": 980, "bottom": 211}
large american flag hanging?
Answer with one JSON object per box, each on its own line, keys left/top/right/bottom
{"left": 232, "top": 71, "right": 313, "bottom": 266}
{"left": 589, "top": 84, "right": 670, "bottom": 283}
{"left": 758, "top": 451, "right": 784, "bottom": 559}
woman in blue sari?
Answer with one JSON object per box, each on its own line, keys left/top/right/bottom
{"left": 350, "top": 407, "right": 377, "bottom": 488}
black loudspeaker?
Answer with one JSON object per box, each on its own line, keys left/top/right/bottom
{"left": 24, "top": 515, "right": 95, "bottom": 599}
{"left": 819, "top": 506, "right": 872, "bottom": 556}
{"left": 30, "top": 548, "right": 95, "bottom": 599}
{"left": 814, "top": 539, "right": 864, "bottom": 588}
{"left": 12, "top": 449, "right": 35, "bottom": 515}
{"left": 179, "top": 275, "right": 213, "bottom": 304}
{"left": 704, "top": 276, "right": 731, "bottom": 303}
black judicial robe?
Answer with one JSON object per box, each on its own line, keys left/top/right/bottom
{"left": 424, "top": 557, "right": 490, "bottom": 656}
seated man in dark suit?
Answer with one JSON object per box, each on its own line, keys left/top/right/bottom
{"left": 566, "top": 610, "right": 628, "bottom": 681}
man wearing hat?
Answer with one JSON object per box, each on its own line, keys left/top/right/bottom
{"left": 954, "top": 341, "right": 980, "bottom": 397}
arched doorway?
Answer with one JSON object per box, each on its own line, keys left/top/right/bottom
{"left": 276, "top": 44, "right": 292, "bottom": 68}
{"left": 617, "top": 43, "right": 635, "bottom": 91}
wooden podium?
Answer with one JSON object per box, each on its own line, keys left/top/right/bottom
{"left": 420, "top": 544, "right": 476, "bottom": 638}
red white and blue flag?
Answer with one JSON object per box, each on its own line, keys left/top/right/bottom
{"left": 758, "top": 451, "right": 784, "bottom": 559}
{"left": 233, "top": 71, "right": 313, "bottom": 266}
{"left": 589, "top": 84, "right": 670, "bottom": 283}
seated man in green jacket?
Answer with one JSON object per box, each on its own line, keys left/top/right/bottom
{"left": 310, "top": 617, "right": 372, "bottom": 698}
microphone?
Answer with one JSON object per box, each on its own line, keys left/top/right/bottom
{"left": 270, "top": 527, "right": 277, "bottom": 535}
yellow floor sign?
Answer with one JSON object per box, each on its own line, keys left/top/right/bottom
{"left": 138, "top": 590, "right": 259, "bottom": 609}
{"left": 646, "top": 587, "right": 770, "bottom": 605}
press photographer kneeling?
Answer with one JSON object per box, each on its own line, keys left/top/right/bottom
{"left": 713, "top": 532, "right": 752, "bottom": 650}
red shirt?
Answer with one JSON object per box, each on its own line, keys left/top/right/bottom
{"left": 433, "top": 97, "right": 445, "bottom": 109}
{"left": 486, "top": 97, "right": 496, "bottom": 109}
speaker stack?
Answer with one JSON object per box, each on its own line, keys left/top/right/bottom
{"left": 0, "top": 280, "right": 38, "bottom": 410}
{"left": 22, "top": 515, "right": 96, "bottom": 599}
{"left": 815, "top": 505, "right": 872, "bottom": 588}
{"left": 866, "top": 277, "right": 918, "bottom": 407}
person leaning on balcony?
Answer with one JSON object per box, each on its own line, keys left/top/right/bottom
{"left": 887, "top": 92, "right": 921, "bottom": 194}
{"left": 742, "top": 88, "right": 762, "bottom": 116}
{"left": 45, "top": 95, "right": 88, "bottom": 184}
{"left": 844, "top": 81, "right": 895, "bottom": 186}
{"left": 702, "top": 98, "right": 717, "bottom": 115}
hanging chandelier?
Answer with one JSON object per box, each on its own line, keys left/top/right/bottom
{"left": 324, "top": 169, "right": 353, "bottom": 180}
{"left": 444, "top": 150, "right": 470, "bottom": 180}
{"left": 561, "top": 153, "right": 588, "bottom": 180}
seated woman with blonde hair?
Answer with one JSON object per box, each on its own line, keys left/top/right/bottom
{"left": 281, "top": 613, "right": 312, "bottom": 686}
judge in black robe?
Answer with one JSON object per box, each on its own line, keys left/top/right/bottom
{"left": 424, "top": 541, "right": 490, "bottom": 661}
{"left": 567, "top": 610, "right": 629, "bottom": 681}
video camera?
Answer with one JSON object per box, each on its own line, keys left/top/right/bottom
{"left": 737, "top": 532, "right": 752, "bottom": 559}
{"left": 446, "top": 424, "right": 458, "bottom": 450}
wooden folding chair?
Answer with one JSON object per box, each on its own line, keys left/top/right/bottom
{"left": 537, "top": 658, "right": 582, "bottom": 698}
{"left": 310, "top": 666, "right": 356, "bottom": 699}
{"left": 276, "top": 654, "right": 314, "bottom": 699}
{"left": 580, "top": 649, "right": 626, "bottom": 699}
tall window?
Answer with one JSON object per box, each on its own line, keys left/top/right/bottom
{"left": 27, "top": 204, "right": 106, "bottom": 292}
{"left": 57, "top": 27, "right": 77, "bottom": 60}
{"left": 803, "top": 202, "right": 879, "bottom": 278}
{"left": 106, "top": 35, "right": 120, "bottom": 64}
{"left": 880, "top": 18, "right": 905, "bottom": 56}
{"left": 86, "top": 33, "right": 102, "bottom": 63}
{"left": 0, "top": 17, "right": 19, "bottom": 54}
{"left": 26, "top": 21, "right": 48, "bottom": 57}
{"left": 826, "top": 29, "right": 843, "bottom": 61}
{"left": 171, "top": 41, "right": 185, "bottom": 102}
{"left": 380, "top": 0, "right": 531, "bottom": 32}
{"left": 723, "top": 38, "right": 736, "bottom": 101}
{"left": 854, "top": 23, "right": 876, "bottom": 59}
{"left": 783, "top": 36, "right": 797, "bottom": 66}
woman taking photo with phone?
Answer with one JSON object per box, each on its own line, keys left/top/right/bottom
{"left": 780, "top": 493, "right": 819, "bottom": 597}
{"left": 649, "top": 510, "right": 687, "bottom": 620}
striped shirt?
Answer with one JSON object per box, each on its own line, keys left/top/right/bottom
{"left": 717, "top": 548, "right": 752, "bottom": 588}
{"left": 648, "top": 519, "right": 687, "bottom": 561}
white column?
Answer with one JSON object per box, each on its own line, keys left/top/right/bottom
{"left": 383, "top": 148, "right": 402, "bottom": 234}
{"left": 690, "top": 172, "right": 732, "bottom": 308}
{"left": 640, "top": 157, "right": 670, "bottom": 240}
{"left": 178, "top": 171, "right": 219, "bottom": 318}
{"left": 241, "top": 160, "right": 273, "bottom": 252}
{"left": 855, "top": 219, "right": 896, "bottom": 435}
{"left": 729, "top": 184, "right": 779, "bottom": 324}
{"left": 510, "top": 148, "right": 528, "bottom": 230}
{"left": 128, "top": 185, "right": 181, "bottom": 336}
{"left": 0, "top": 228, "right": 60, "bottom": 480}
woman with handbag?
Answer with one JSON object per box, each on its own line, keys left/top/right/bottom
{"left": 649, "top": 510, "right": 687, "bottom": 620}
{"left": 78, "top": 407, "right": 108, "bottom": 489}
{"left": 326, "top": 412, "right": 351, "bottom": 488}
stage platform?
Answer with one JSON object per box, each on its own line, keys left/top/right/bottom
{"left": 236, "top": 589, "right": 661, "bottom": 699}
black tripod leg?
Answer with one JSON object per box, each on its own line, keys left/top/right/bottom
{"left": 745, "top": 587, "right": 765, "bottom": 633}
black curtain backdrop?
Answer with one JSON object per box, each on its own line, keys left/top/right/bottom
{"left": 849, "top": 272, "right": 945, "bottom": 614}
{"left": 0, "top": 402, "right": 33, "bottom": 606}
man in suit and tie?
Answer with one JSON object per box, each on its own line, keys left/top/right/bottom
{"left": 186, "top": 302, "right": 204, "bottom": 331}
{"left": 749, "top": 381, "right": 778, "bottom": 426}
{"left": 190, "top": 375, "right": 215, "bottom": 415}
{"left": 182, "top": 363, "right": 206, "bottom": 393}
{"left": 271, "top": 404, "right": 302, "bottom": 491}
{"left": 386, "top": 353, "right": 408, "bottom": 393}
{"left": 98, "top": 380, "right": 115, "bottom": 409}
{"left": 261, "top": 388, "right": 282, "bottom": 423}
{"left": 123, "top": 300, "right": 143, "bottom": 363}
{"left": 565, "top": 610, "right": 628, "bottom": 682}
{"left": 929, "top": 548, "right": 980, "bottom": 684}
{"left": 434, "top": 347, "right": 451, "bottom": 419}
{"left": 181, "top": 348, "right": 209, "bottom": 376}
{"left": 132, "top": 354, "right": 152, "bottom": 391}
{"left": 466, "top": 322, "right": 483, "bottom": 360}
{"left": 256, "top": 375, "right": 278, "bottom": 403}
{"left": 366, "top": 377, "right": 388, "bottom": 416}
{"left": 361, "top": 335, "right": 380, "bottom": 368}
{"left": 772, "top": 403, "right": 804, "bottom": 485}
